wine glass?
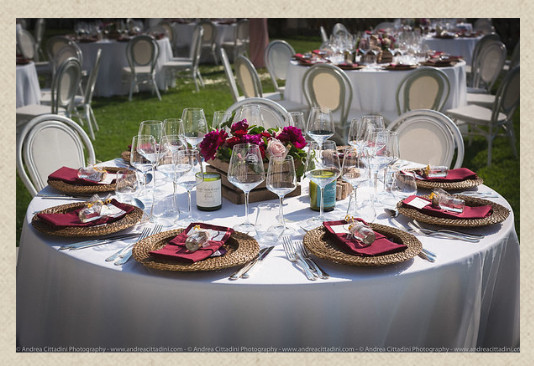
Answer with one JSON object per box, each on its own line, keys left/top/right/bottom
{"left": 138, "top": 120, "right": 163, "bottom": 143}
{"left": 264, "top": 156, "right": 298, "bottom": 240}
{"left": 174, "top": 149, "right": 203, "bottom": 225}
{"left": 233, "top": 104, "right": 263, "bottom": 126}
{"left": 115, "top": 169, "right": 138, "bottom": 203}
{"left": 348, "top": 117, "right": 373, "bottom": 150}
{"left": 212, "top": 110, "right": 231, "bottom": 130}
{"left": 366, "top": 128, "right": 391, "bottom": 203}
{"left": 304, "top": 140, "right": 341, "bottom": 229}
{"left": 180, "top": 108, "right": 208, "bottom": 150}
{"left": 129, "top": 135, "right": 153, "bottom": 199}
{"left": 362, "top": 114, "right": 385, "bottom": 131}
{"left": 391, "top": 170, "right": 417, "bottom": 199}
{"left": 341, "top": 147, "right": 370, "bottom": 217}
{"left": 227, "top": 143, "right": 265, "bottom": 234}
{"left": 163, "top": 118, "right": 182, "bottom": 136}
{"left": 307, "top": 107, "right": 334, "bottom": 147}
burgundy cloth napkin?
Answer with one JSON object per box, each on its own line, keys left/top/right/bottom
{"left": 150, "top": 223, "right": 234, "bottom": 263}
{"left": 414, "top": 167, "right": 478, "bottom": 182}
{"left": 48, "top": 166, "right": 114, "bottom": 186}
{"left": 37, "top": 199, "right": 135, "bottom": 228}
{"left": 401, "top": 195, "right": 493, "bottom": 219}
{"left": 323, "top": 220, "right": 407, "bottom": 257}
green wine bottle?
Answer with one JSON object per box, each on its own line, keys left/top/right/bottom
{"left": 309, "top": 180, "right": 336, "bottom": 212}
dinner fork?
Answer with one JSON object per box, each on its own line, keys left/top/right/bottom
{"left": 293, "top": 240, "right": 329, "bottom": 279}
{"left": 384, "top": 214, "right": 436, "bottom": 262}
{"left": 105, "top": 227, "right": 150, "bottom": 262}
{"left": 282, "top": 236, "right": 316, "bottom": 281}
{"left": 114, "top": 225, "right": 163, "bottom": 266}
{"left": 412, "top": 220, "right": 483, "bottom": 240}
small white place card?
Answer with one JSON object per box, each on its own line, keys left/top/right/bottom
{"left": 405, "top": 197, "right": 431, "bottom": 210}
{"left": 328, "top": 224, "right": 351, "bottom": 235}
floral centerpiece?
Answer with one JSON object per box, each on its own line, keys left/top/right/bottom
{"left": 199, "top": 118, "right": 308, "bottom": 178}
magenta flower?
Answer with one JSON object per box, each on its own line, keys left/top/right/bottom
{"left": 199, "top": 129, "right": 228, "bottom": 161}
{"left": 276, "top": 126, "right": 307, "bottom": 149}
{"left": 231, "top": 119, "right": 249, "bottom": 134}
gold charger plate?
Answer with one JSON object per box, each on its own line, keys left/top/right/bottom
{"left": 132, "top": 229, "right": 260, "bottom": 272}
{"left": 303, "top": 223, "right": 422, "bottom": 267}
{"left": 47, "top": 167, "right": 122, "bottom": 196}
{"left": 397, "top": 194, "right": 510, "bottom": 227}
{"left": 32, "top": 201, "right": 143, "bottom": 237}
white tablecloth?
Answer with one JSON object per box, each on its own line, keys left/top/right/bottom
{"left": 77, "top": 38, "right": 173, "bottom": 97}
{"left": 284, "top": 61, "right": 468, "bottom": 124}
{"left": 17, "top": 163, "right": 519, "bottom": 350}
{"left": 16, "top": 62, "right": 41, "bottom": 107}
{"left": 421, "top": 34, "right": 483, "bottom": 66}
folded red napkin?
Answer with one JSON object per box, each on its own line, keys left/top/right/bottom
{"left": 48, "top": 166, "right": 114, "bottom": 186}
{"left": 150, "top": 223, "right": 234, "bottom": 263}
{"left": 415, "top": 167, "right": 478, "bottom": 182}
{"left": 323, "top": 220, "right": 407, "bottom": 257}
{"left": 37, "top": 199, "right": 135, "bottom": 228}
{"left": 402, "top": 195, "right": 493, "bottom": 219}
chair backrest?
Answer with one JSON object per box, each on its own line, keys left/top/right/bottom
{"left": 84, "top": 48, "right": 102, "bottom": 105}
{"left": 52, "top": 43, "right": 83, "bottom": 72}
{"left": 302, "top": 63, "right": 353, "bottom": 126}
{"left": 509, "top": 40, "right": 520, "bottom": 69}
{"left": 474, "top": 18, "right": 495, "bottom": 35}
{"left": 396, "top": 67, "right": 451, "bottom": 115}
{"left": 234, "top": 19, "right": 250, "bottom": 57}
{"left": 320, "top": 26, "right": 328, "bottom": 44}
{"left": 33, "top": 18, "right": 46, "bottom": 61}
{"left": 51, "top": 57, "right": 82, "bottom": 114}
{"left": 46, "top": 36, "right": 73, "bottom": 63}
{"left": 388, "top": 109, "right": 465, "bottom": 169}
{"left": 126, "top": 35, "right": 159, "bottom": 74}
{"left": 220, "top": 47, "right": 241, "bottom": 103}
{"left": 225, "top": 97, "right": 290, "bottom": 130}
{"left": 199, "top": 21, "right": 217, "bottom": 47}
{"left": 264, "top": 40, "right": 296, "bottom": 92}
{"left": 471, "top": 40, "right": 507, "bottom": 91}
{"left": 468, "top": 33, "right": 500, "bottom": 86}
{"left": 492, "top": 65, "right": 520, "bottom": 123}
{"left": 16, "top": 114, "right": 96, "bottom": 196}
{"left": 332, "top": 23, "right": 350, "bottom": 37}
{"left": 16, "top": 29, "right": 36, "bottom": 59}
{"left": 189, "top": 25, "right": 204, "bottom": 67}
{"left": 235, "top": 55, "right": 263, "bottom": 98}
{"left": 159, "top": 21, "right": 174, "bottom": 44}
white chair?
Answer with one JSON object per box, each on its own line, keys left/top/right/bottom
{"left": 16, "top": 114, "right": 96, "bottom": 197}
{"left": 388, "top": 109, "right": 465, "bottom": 169}
{"left": 159, "top": 21, "right": 176, "bottom": 52}
{"left": 17, "top": 57, "right": 82, "bottom": 129}
{"left": 503, "top": 40, "right": 520, "bottom": 73}
{"left": 33, "top": 18, "right": 46, "bottom": 61}
{"left": 302, "top": 63, "right": 354, "bottom": 144}
{"left": 225, "top": 97, "right": 290, "bottom": 130}
{"left": 468, "top": 40, "right": 507, "bottom": 95}
{"left": 474, "top": 18, "right": 495, "bottom": 35}
{"left": 222, "top": 19, "right": 249, "bottom": 61}
{"left": 123, "top": 35, "right": 161, "bottom": 101}
{"left": 447, "top": 66, "right": 519, "bottom": 166}
{"left": 264, "top": 40, "right": 295, "bottom": 95}
{"left": 16, "top": 29, "right": 37, "bottom": 60}
{"left": 162, "top": 25, "right": 204, "bottom": 92}
{"left": 466, "top": 33, "right": 501, "bottom": 83}
{"left": 199, "top": 21, "right": 219, "bottom": 64}
{"left": 396, "top": 67, "right": 450, "bottom": 116}
{"left": 220, "top": 47, "right": 244, "bottom": 103}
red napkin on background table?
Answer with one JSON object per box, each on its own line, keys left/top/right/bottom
{"left": 48, "top": 166, "right": 115, "bottom": 186}
{"left": 149, "top": 223, "right": 234, "bottom": 263}
{"left": 37, "top": 199, "right": 135, "bottom": 228}
{"left": 323, "top": 220, "right": 407, "bottom": 257}
{"left": 401, "top": 195, "right": 493, "bottom": 219}
{"left": 414, "top": 167, "right": 478, "bottom": 182}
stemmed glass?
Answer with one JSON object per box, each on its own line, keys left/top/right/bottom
{"left": 306, "top": 107, "right": 334, "bottom": 148}
{"left": 163, "top": 118, "right": 182, "bottom": 136}
{"left": 212, "top": 110, "right": 230, "bottom": 130}
{"left": 227, "top": 143, "right": 265, "bottom": 234}
{"left": 366, "top": 128, "right": 391, "bottom": 203}
{"left": 348, "top": 117, "right": 373, "bottom": 150}
{"left": 234, "top": 104, "right": 263, "bottom": 126}
{"left": 341, "top": 147, "right": 372, "bottom": 218}
{"left": 304, "top": 140, "right": 341, "bottom": 229}
{"left": 139, "top": 120, "right": 163, "bottom": 144}
{"left": 136, "top": 134, "right": 159, "bottom": 219}
{"left": 174, "top": 149, "right": 203, "bottom": 225}
{"left": 264, "top": 156, "right": 298, "bottom": 239}
{"left": 180, "top": 108, "right": 208, "bottom": 150}
{"left": 157, "top": 135, "right": 184, "bottom": 204}
{"left": 129, "top": 135, "right": 153, "bottom": 199}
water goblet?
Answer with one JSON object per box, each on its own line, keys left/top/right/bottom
{"left": 306, "top": 107, "right": 334, "bottom": 147}
{"left": 129, "top": 135, "right": 152, "bottom": 199}
{"left": 115, "top": 169, "right": 138, "bottom": 203}
{"left": 180, "top": 108, "right": 208, "bottom": 150}
{"left": 174, "top": 149, "right": 203, "bottom": 225}
{"left": 341, "top": 147, "right": 371, "bottom": 218}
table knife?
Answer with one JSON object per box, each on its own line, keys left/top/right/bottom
{"left": 228, "top": 246, "right": 273, "bottom": 280}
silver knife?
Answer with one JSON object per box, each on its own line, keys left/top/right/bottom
{"left": 228, "top": 246, "right": 274, "bottom": 280}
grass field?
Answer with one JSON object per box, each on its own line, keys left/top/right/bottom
{"left": 15, "top": 36, "right": 520, "bottom": 244}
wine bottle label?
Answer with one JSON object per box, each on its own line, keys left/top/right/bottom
{"left": 309, "top": 180, "right": 336, "bottom": 211}
{"left": 196, "top": 173, "right": 221, "bottom": 209}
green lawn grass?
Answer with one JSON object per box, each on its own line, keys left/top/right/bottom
{"left": 16, "top": 36, "right": 520, "bottom": 244}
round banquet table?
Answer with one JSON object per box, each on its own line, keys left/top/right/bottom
{"left": 16, "top": 61, "right": 41, "bottom": 107}
{"left": 421, "top": 34, "right": 484, "bottom": 66}
{"left": 283, "top": 61, "right": 467, "bottom": 125}
{"left": 171, "top": 21, "right": 236, "bottom": 61}
{"left": 16, "top": 162, "right": 519, "bottom": 350}
{"left": 77, "top": 37, "right": 173, "bottom": 97}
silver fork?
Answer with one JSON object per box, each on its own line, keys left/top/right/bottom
{"left": 412, "top": 220, "right": 483, "bottom": 240}
{"left": 282, "top": 236, "right": 316, "bottom": 281}
{"left": 386, "top": 217, "right": 436, "bottom": 262}
{"left": 114, "top": 225, "right": 163, "bottom": 266}
{"left": 293, "top": 240, "right": 329, "bottom": 279}
{"left": 105, "top": 227, "right": 150, "bottom": 262}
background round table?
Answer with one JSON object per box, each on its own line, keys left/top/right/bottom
{"left": 421, "top": 34, "right": 483, "bottom": 66}
{"left": 16, "top": 163, "right": 519, "bottom": 350}
{"left": 77, "top": 37, "right": 173, "bottom": 97}
{"left": 16, "top": 61, "right": 41, "bottom": 107}
{"left": 284, "top": 61, "right": 467, "bottom": 124}
{"left": 171, "top": 21, "right": 236, "bottom": 61}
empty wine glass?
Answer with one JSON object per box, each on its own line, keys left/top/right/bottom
{"left": 138, "top": 120, "right": 163, "bottom": 143}
{"left": 366, "top": 128, "right": 390, "bottom": 200}
{"left": 391, "top": 170, "right": 417, "bottom": 199}
{"left": 304, "top": 140, "right": 341, "bottom": 229}
{"left": 307, "top": 107, "right": 334, "bottom": 147}
{"left": 348, "top": 117, "right": 373, "bottom": 150}
{"left": 341, "top": 147, "right": 370, "bottom": 217}
{"left": 174, "top": 149, "right": 203, "bottom": 225}
{"left": 136, "top": 134, "right": 159, "bottom": 219}
{"left": 130, "top": 135, "right": 152, "bottom": 199}
{"left": 163, "top": 118, "right": 182, "bottom": 136}
{"left": 227, "top": 143, "right": 265, "bottom": 234}
{"left": 115, "top": 169, "right": 138, "bottom": 203}
{"left": 233, "top": 104, "right": 263, "bottom": 126}
{"left": 264, "top": 155, "right": 298, "bottom": 240}
{"left": 362, "top": 114, "right": 385, "bottom": 131}
{"left": 212, "top": 110, "right": 231, "bottom": 130}
{"left": 180, "top": 108, "right": 208, "bottom": 150}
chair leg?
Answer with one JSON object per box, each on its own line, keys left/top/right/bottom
{"left": 193, "top": 71, "right": 200, "bottom": 93}
{"left": 85, "top": 104, "right": 95, "bottom": 140}
{"left": 89, "top": 105, "right": 99, "bottom": 131}
{"left": 505, "top": 122, "right": 518, "bottom": 158}
{"left": 152, "top": 75, "right": 162, "bottom": 101}
{"left": 197, "top": 70, "right": 205, "bottom": 88}
{"left": 129, "top": 76, "right": 135, "bottom": 102}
